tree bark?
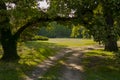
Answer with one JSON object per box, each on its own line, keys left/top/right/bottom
{"left": 0, "top": 25, "right": 20, "bottom": 61}
{"left": 104, "top": 14, "right": 118, "bottom": 51}
{"left": 0, "top": 0, "right": 20, "bottom": 61}
{"left": 105, "top": 39, "right": 118, "bottom": 51}
{"left": 1, "top": 38, "right": 20, "bottom": 61}
{"left": 0, "top": 22, "right": 20, "bottom": 61}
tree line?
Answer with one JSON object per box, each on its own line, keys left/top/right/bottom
{"left": 38, "top": 21, "right": 90, "bottom": 38}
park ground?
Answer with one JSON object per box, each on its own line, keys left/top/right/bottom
{"left": 0, "top": 38, "right": 120, "bottom": 80}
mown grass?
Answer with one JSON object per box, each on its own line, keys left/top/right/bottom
{"left": 42, "top": 38, "right": 96, "bottom": 47}
{"left": 82, "top": 49, "right": 120, "bottom": 80}
{"left": 0, "top": 41, "right": 62, "bottom": 80}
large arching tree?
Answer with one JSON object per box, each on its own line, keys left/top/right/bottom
{"left": 0, "top": 0, "right": 74, "bottom": 61}
{"left": 0, "top": 0, "right": 37, "bottom": 61}
{"left": 0, "top": 0, "right": 120, "bottom": 61}
{"left": 89, "top": 0, "right": 120, "bottom": 51}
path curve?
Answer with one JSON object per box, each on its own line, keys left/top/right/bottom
{"left": 25, "top": 45, "right": 102, "bottom": 80}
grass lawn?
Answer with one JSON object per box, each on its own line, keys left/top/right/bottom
{"left": 82, "top": 49, "right": 120, "bottom": 80}
{"left": 41, "top": 38, "right": 96, "bottom": 47}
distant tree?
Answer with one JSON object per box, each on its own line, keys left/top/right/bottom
{"left": 39, "top": 22, "right": 71, "bottom": 38}
{"left": 70, "top": 25, "right": 90, "bottom": 38}
{"left": 70, "top": 25, "right": 80, "bottom": 38}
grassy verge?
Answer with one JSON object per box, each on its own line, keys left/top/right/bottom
{"left": 0, "top": 41, "right": 62, "bottom": 80}
{"left": 82, "top": 49, "right": 120, "bottom": 80}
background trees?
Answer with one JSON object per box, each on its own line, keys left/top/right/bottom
{"left": 39, "top": 22, "right": 71, "bottom": 38}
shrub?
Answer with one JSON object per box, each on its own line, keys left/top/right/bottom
{"left": 32, "top": 35, "right": 49, "bottom": 41}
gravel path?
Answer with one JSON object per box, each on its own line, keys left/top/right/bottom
{"left": 59, "top": 47, "right": 84, "bottom": 80}
{"left": 25, "top": 48, "right": 74, "bottom": 80}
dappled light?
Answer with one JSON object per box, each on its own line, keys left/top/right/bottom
{"left": 17, "top": 41, "right": 62, "bottom": 65}
{"left": 0, "top": 39, "right": 120, "bottom": 79}
{"left": 0, "top": 41, "right": 63, "bottom": 79}
{"left": 0, "top": 0, "right": 120, "bottom": 79}
{"left": 82, "top": 49, "right": 120, "bottom": 80}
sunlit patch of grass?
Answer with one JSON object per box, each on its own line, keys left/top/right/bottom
{"left": 82, "top": 49, "right": 120, "bottom": 80}
{"left": 18, "top": 41, "right": 61, "bottom": 66}
{"left": 43, "top": 38, "right": 96, "bottom": 47}
{"left": 85, "top": 49, "right": 114, "bottom": 57}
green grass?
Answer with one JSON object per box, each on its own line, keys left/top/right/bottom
{"left": 0, "top": 38, "right": 97, "bottom": 80}
{"left": 18, "top": 41, "right": 61, "bottom": 65}
{"left": 41, "top": 38, "right": 96, "bottom": 47}
{"left": 82, "top": 49, "right": 120, "bottom": 80}
{"left": 0, "top": 41, "right": 62, "bottom": 80}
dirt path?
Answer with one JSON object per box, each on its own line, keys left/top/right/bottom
{"left": 59, "top": 47, "right": 84, "bottom": 80}
{"left": 25, "top": 45, "right": 102, "bottom": 80}
{"left": 25, "top": 48, "right": 74, "bottom": 80}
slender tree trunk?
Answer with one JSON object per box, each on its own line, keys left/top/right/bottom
{"left": 104, "top": 14, "right": 118, "bottom": 51}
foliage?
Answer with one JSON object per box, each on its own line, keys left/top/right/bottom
{"left": 39, "top": 21, "right": 71, "bottom": 38}
{"left": 0, "top": 0, "right": 120, "bottom": 61}
{"left": 70, "top": 25, "right": 91, "bottom": 38}
{"left": 32, "top": 35, "right": 49, "bottom": 41}
{"left": 39, "top": 22, "right": 90, "bottom": 38}
{"left": 70, "top": 25, "right": 80, "bottom": 38}
{"left": 56, "top": 0, "right": 120, "bottom": 51}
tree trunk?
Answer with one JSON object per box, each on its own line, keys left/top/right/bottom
{"left": 1, "top": 39, "right": 20, "bottom": 61}
{"left": 104, "top": 13, "right": 118, "bottom": 51}
{"left": 105, "top": 39, "right": 118, "bottom": 51}
{"left": 0, "top": 25, "right": 20, "bottom": 61}
{"left": 0, "top": 0, "right": 20, "bottom": 61}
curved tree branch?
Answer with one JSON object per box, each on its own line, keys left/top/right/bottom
{"left": 13, "top": 16, "right": 77, "bottom": 40}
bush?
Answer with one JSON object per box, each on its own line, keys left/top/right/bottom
{"left": 32, "top": 35, "right": 49, "bottom": 41}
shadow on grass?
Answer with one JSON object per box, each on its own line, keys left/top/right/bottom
{"left": 0, "top": 41, "right": 67, "bottom": 80}
{"left": 82, "top": 50, "right": 120, "bottom": 80}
